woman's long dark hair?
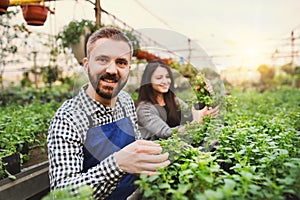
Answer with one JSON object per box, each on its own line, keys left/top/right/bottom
{"left": 136, "top": 60, "right": 181, "bottom": 127}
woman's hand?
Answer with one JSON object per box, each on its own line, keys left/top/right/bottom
{"left": 191, "top": 106, "right": 208, "bottom": 123}
{"left": 205, "top": 80, "right": 214, "bottom": 94}
{"left": 206, "top": 105, "right": 220, "bottom": 118}
{"left": 114, "top": 140, "right": 170, "bottom": 176}
{"left": 191, "top": 105, "right": 220, "bottom": 123}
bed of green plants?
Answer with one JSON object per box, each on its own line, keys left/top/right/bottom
{"left": 0, "top": 98, "right": 63, "bottom": 180}
{"left": 135, "top": 87, "right": 300, "bottom": 200}
{"left": 0, "top": 85, "right": 73, "bottom": 106}
{"left": 42, "top": 185, "right": 95, "bottom": 200}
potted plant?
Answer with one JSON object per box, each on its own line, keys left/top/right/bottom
{"left": 21, "top": 3, "right": 49, "bottom": 26}
{"left": 56, "top": 19, "right": 101, "bottom": 64}
{"left": 0, "top": 149, "right": 20, "bottom": 180}
{"left": 1, "top": 152, "right": 21, "bottom": 178}
{"left": 190, "top": 71, "right": 213, "bottom": 110}
{"left": 0, "top": 0, "right": 10, "bottom": 15}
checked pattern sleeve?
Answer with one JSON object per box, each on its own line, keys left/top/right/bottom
{"left": 47, "top": 111, "right": 125, "bottom": 200}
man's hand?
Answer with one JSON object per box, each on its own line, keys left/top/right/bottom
{"left": 114, "top": 140, "right": 170, "bottom": 176}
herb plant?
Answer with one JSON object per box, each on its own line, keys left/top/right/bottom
{"left": 190, "top": 72, "right": 213, "bottom": 108}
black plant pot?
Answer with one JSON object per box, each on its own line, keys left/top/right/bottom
{"left": 0, "top": 161, "right": 50, "bottom": 199}
{"left": 194, "top": 102, "right": 206, "bottom": 110}
{"left": 19, "top": 142, "right": 29, "bottom": 155}
{"left": 2, "top": 152, "right": 21, "bottom": 175}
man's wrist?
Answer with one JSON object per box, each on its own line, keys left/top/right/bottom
{"left": 113, "top": 152, "right": 125, "bottom": 173}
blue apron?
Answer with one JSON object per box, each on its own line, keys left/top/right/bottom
{"left": 83, "top": 112, "right": 137, "bottom": 200}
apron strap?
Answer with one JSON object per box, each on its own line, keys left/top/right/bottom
{"left": 87, "top": 98, "right": 127, "bottom": 128}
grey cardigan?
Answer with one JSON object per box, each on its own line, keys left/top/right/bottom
{"left": 136, "top": 102, "right": 172, "bottom": 140}
{"left": 136, "top": 99, "right": 190, "bottom": 140}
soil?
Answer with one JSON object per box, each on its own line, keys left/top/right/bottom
{"left": 22, "top": 146, "right": 48, "bottom": 169}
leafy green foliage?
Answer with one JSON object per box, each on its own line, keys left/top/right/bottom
{"left": 42, "top": 185, "right": 95, "bottom": 200}
{"left": 135, "top": 87, "right": 300, "bottom": 199}
{"left": 0, "top": 9, "right": 29, "bottom": 89}
{"left": 0, "top": 85, "right": 73, "bottom": 106}
{"left": 56, "top": 19, "right": 140, "bottom": 55}
{"left": 56, "top": 19, "right": 101, "bottom": 48}
{"left": 0, "top": 10, "right": 28, "bottom": 61}
{"left": 0, "top": 100, "right": 62, "bottom": 179}
{"left": 190, "top": 72, "right": 213, "bottom": 107}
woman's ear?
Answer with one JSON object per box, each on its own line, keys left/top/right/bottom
{"left": 82, "top": 57, "right": 89, "bottom": 72}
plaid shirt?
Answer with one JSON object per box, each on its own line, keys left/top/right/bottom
{"left": 47, "top": 84, "right": 140, "bottom": 199}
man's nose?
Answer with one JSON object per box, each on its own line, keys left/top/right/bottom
{"left": 106, "top": 61, "right": 117, "bottom": 74}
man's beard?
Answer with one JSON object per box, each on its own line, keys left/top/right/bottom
{"left": 88, "top": 69, "right": 128, "bottom": 99}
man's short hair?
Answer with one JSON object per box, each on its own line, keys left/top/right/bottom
{"left": 86, "top": 27, "right": 133, "bottom": 58}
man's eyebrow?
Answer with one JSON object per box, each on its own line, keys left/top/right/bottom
{"left": 95, "top": 55, "right": 109, "bottom": 59}
{"left": 116, "top": 57, "right": 128, "bottom": 61}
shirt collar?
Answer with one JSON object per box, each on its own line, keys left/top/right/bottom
{"left": 78, "top": 84, "right": 124, "bottom": 117}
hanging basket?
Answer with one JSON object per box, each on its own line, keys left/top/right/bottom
{"left": 70, "top": 32, "right": 90, "bottom": 65}
{"left": 70, "top": 28, "right": 91, "bottom": 65}
{"left": 0, "top": 0, "right": 10, "bottom": 15}
{"left": 21, "top": 3, "right": 48, "bottom": 26}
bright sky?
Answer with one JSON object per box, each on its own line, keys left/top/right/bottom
{"left": 9, "top": 0, "right": 300, "bottom": 71}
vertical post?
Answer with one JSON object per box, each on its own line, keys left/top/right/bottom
{"left": 95, "top": 0, "right": 101, "bottom": 26}
{"left": 187, "top": 38, "right": 192, "bottom": 76}
{"left": 33, "top": 51, "right": 38, "bottom": 89}
{"left": 291, "top": 31, "right": 295, "bottom": 87}
{"left": 0, "top": 74, "right": 3, "bottom": 91}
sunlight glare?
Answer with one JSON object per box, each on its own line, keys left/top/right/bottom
{"left": 243, "top": 45, "right": 261, "bottom": 58}
{"left": 237, "top": 42, "right": 265, "bottom": 68}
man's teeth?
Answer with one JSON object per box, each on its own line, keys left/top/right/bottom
{"left": 104, "top": 79, "right": 116, "bottom": 83}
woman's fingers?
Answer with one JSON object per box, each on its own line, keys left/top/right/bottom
{"left": 208, "top": 105, "right": 220, "bottom": 118}
{"left": 205, "top": 80, "right": 214, "bottom": 94}
{"left": 192, "top": 106, "right": 208, "bottom": 122}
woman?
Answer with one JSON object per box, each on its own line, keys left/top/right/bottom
{"left": 136, "top": 60, "right": 216, "bottom": 140}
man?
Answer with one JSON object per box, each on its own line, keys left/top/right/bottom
{"left": 47, "top": 27, "right": 170, "bottom": 200}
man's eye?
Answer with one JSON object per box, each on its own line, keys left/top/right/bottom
{"left": 116, "top": 59, "right": 128, "bottom": 67}
{"left": 97, "top": 57, "right": 109, "bottom": 63}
